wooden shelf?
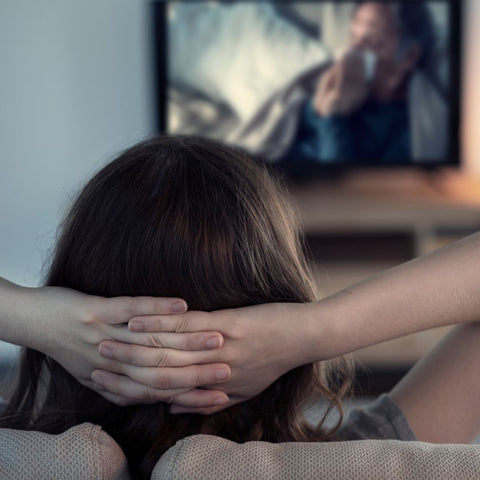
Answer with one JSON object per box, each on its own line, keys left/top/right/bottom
{"left": 291, "top": 170, "right": 480, "bottom": 256}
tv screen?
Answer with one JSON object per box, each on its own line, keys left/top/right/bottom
{"left": 153, "top": 1, "right": 461, "bottom": 169}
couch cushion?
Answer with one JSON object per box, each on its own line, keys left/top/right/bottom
{"left": 153, "top": 434, "right": 480, "bottom": 480}
{"left": 0, "top": 423, "right": 130, "bottom": 480}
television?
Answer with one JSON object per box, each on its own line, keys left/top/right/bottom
{"left": 152, "top": 1, "right": 462, "bottom": 173}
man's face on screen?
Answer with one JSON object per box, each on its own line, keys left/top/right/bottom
{"left": 349, "top": 2, "right": 399, "bottom": 60}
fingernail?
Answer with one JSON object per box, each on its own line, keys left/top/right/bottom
{"left": 172, "top": 300, "right": 187, "bottom": 313}
{"left": 206, "top": 336, "right": 221, "bottom": 349}
{"left": 92, "top": 373, "right": 104, "bottom": 390}
{"left": 216, "top": 367, "right": 230, "bottom": 381}
{"left": 129, "top": 320, "right": 144, "bottom": 332}
{"left": 214, "top": 396, "right": 229, "bottom": 406}
{"left": 99, "top": 345, "right": 114, "bottom": 359}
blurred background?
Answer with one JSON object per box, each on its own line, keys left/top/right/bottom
{"left": 2, "top": 0, "right": 480, "bottom": 396}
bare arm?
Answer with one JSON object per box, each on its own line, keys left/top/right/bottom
{"left": 311, "top": 232, "right": 480, "bottom": 443}
{"left": 309, "top": 231, "right": 480, "bottom": 361}
{"left": 101, "top": 232, "right": 480, "bottom": 433}
{"left": 390, "top": 323, "right": 480, "bottom": 444}
{"left": 0, "top": 277, "right": 230, "bottom": 407}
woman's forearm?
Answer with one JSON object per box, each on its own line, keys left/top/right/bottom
{"left": 304, "top": 232, "right": 480, "bottom": 362}
{"left": 0, "top": 277, "right": 38, "bottom": 349}
{"left": 0, "top": 276, "right": 229, "bottom": 406}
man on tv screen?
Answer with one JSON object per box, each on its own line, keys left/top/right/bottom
{"left": 166, "top": 1, "right": 450, "bottom": 165}
{"left": 288, "top": 2, "right": 435, "bottom": 164}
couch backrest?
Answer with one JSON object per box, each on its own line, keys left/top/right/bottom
{"left": 0, "top": 423, "right": 130, "bottom": 480}
{"left": 2, "top": 425, "right": 480, "bottom": 480}
{"left": 153, "top": 433, "right": 480, "bottom": 480}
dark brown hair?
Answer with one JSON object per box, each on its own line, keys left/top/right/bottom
{"left": 1, "top": 136, "right": 353, "bottom": 479}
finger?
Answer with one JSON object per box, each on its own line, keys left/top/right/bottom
{"left": 127, "top": 312, "right": 213, "bottom": 334}
{"left": 91, "top": 370, "right": 229, "bottom": 406}
{"left": 99, "top": 341, "right": 225, "bottom": 367}
{"left": 169, "top": 389, "right": 229, "bottom": 408}
{"left": 169, "top": 403, "right": 234, "bottom": 415}
{"left": 325, "top": 68, "right": 337, "bottom": 90}
{"left": 94, "top": 360, "right": 231, "bottom": 389}
{"left": 169, "top": 394, "right": 243, "bottom": 415}
{"left": 100, "top": 296, "right": 188, "bottom": 325}
{"left": 118, "top": 363, "right": 231, "bottom": 390}
{"left": 318, "top": 68, "right": 336, "bottom": 96}
{"left": 107, "top": 330, "right": 224, "bottom": 350}
{"left": 92, "top": 370, "right": 189, "bottom": 402}
{"left": 336, "top": 59, "right": 348, "bottom": 91}
{"left": 315, "top": 71, "right": 336, "bottom": 115}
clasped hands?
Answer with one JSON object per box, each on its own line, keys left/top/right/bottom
{"left": 33, "top": 286, "right": 321, "bottom": 415}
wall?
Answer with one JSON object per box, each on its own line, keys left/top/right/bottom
{"left": 0, "top": 0, "right": 154, "bottom": 286}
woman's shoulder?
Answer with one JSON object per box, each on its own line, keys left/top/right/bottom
{"left": 335, "top": 393, "right": 417, "bottom": 442}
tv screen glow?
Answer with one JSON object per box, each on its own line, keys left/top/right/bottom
{"left": 154, "top": 1, "right": 461, "bottom": 168}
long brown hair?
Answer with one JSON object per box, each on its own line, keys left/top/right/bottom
{"left": 1, "top": 136, "right": 353, "bottom": 479}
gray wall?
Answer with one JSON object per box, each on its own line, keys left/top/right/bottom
{"left": 0, "top": 0, "right": 154, "bottom": 286}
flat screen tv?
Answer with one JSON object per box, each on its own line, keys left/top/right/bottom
{"left": 152, "top": 0, "right": 462, "bottom": 173}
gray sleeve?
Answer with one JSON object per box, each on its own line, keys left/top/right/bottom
{"left": 336, "top": 393, "right": 417, "bottom": 441}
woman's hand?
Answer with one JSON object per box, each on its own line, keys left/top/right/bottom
{"left": 1, "top": 279, "right": 231, "bottom": 407}
{"left": 96, "top": 302, "right": 323, "bottom": 414}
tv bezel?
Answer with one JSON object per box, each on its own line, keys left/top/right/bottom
{"left": 152, "top": 0, "right": 463, "bottom": 170}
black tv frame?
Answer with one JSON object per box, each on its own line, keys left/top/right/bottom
{"left": 151, "top": 0, "right": 463, "bottom": 171}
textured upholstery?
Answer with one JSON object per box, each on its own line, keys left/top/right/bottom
{"left": 1, "top": 425, "right": 480, "bottom": 479}
{"left": 153, "top": 434, "right": 480, "bottom": 480}
{"left": 0, "top": 423, "right": 129, "bottom": 480}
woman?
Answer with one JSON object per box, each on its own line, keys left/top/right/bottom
{"left": 0, "top": 136, "right": 354, "bottom": 479}
{"left": 104, "top": 232, "right": 480, "bottom": 444}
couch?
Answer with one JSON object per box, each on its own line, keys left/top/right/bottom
{"left": 1, "top": 423, "right": 479, "bottom": 479}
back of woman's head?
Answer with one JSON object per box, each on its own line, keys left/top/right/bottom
{"left": 50, "top": 135, "right": 315, "bottom": 308}
{"left": 1, "top": 136, "right": 353, "bottom": 479}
